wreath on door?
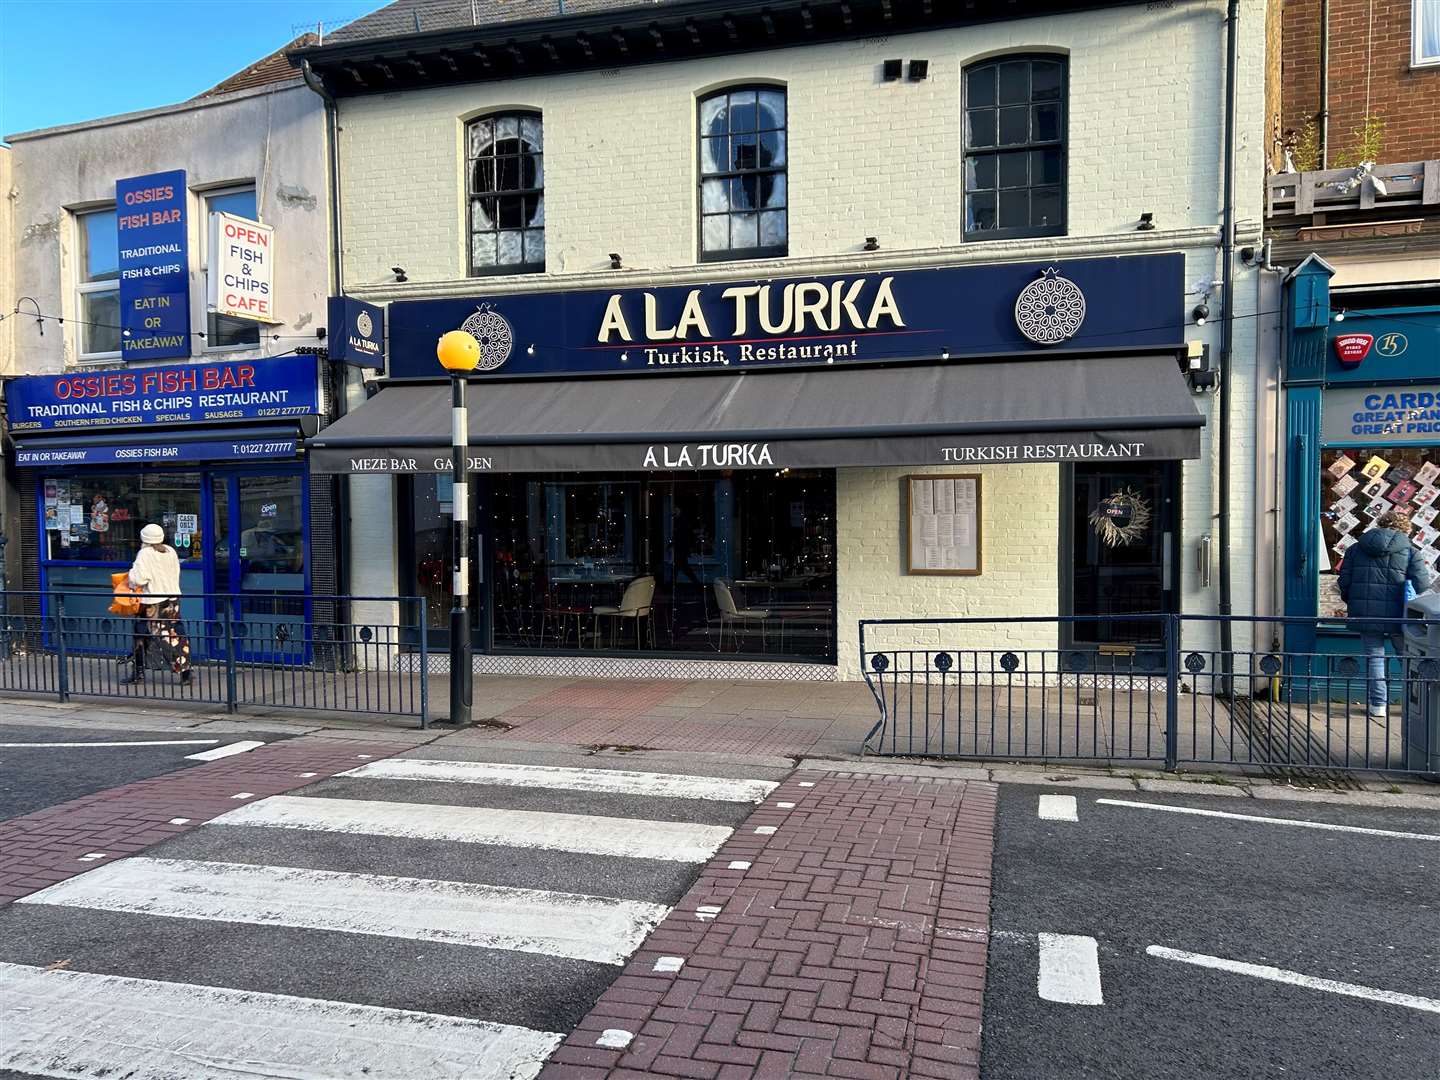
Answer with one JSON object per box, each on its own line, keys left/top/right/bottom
{"left": 1089, "top": 487, "right": 1152, "bottom": 547}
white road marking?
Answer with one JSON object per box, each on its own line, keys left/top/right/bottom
{"left": 1038, "top": 794, "right": 1079, "bottom": 821}
{"left": 728, "top": 861, "right": 752, "bottom": 870}
{"left": 211, "top": 794, "right": 733, "bottom": 863}
{"left": 346, "top": 758, "right": 780, "bottom": 803}
{"left": 230, "top": 791, "right": 256, "bottom": 800}
{"left": 0, "top": 962, "right": 562, "bottom": 1080}
{"left": 1147, "top": 946, "right": 1440, "bottom": 1015}
{"left": 754, "top": 825, "right": 777, "bottom": 835}
{"left": 1037, "top": 933, "right": 1104, "bottom": 1005}
{"left": 184, "top": 740, "right": 265, "bottom": 761}
{"left": 798, "top": 781, "right": 815, "bottom": 787}
{"left": 776, "top": 801, "right": 796, "bottom": 809}
{"left": 1097, "top": 798, "right": 1440, "bottom": 841}
{"left": 76, "top": 853, "right": 107, "bottom": 862}
{"left": 696, "top": 905, "right": 722, "bottom": 921}
{"left": 167, "top": 818, "right": 190, "bottom": 825}
{"left": 18, "top": 857, "right": 668, "bottom": 966}
{"left": 596, "top": 1029, "right": 634, "bottom": 1049}
{"left": 654, "top": 957, "right": 685, "bottom": 973}
{"left": 0, "top": 739, "right": 220, "bottom": 749}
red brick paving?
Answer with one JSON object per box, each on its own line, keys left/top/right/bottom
{"left": 0, "top": 737, "right": 414, "bottom": 904}
{"left": 541, "top": 769, "right": 999, "bottom": 1080}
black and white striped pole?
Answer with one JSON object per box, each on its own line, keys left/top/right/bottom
{"left": 437, "top": 330, "right": 481, "bottom": 725}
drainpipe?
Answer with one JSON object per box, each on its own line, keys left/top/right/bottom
{"left": 1319, "top": 0, "right": 1330, "bottom": 166}
{"left": 1218, "top": 0, "right": 1239, "bottom": 689}
{"left": 301, "top": 59, "right": 352, "bottom": 602}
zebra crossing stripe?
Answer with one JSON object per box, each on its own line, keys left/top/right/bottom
{"left": 18, "top": 857, "right": 669, "bottom": 966}
{"left": 0, "top": 962, "right": 562, "bottom": 1080}
{"left": 345, "top": 758, "right": 779, "bottom": 803}
{"left": 210, "top": 794, "right": 734, "bottom": 862}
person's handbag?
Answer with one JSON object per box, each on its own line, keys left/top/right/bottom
{"left": 108, "top": 571, "right": 141, "bottom": 617}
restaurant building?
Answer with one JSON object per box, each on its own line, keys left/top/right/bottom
{"left": 1, "top": 39, "right": 337, "bottom": 651}
{"left": 295, "top": 0, "right": 1271, "bottom": 678}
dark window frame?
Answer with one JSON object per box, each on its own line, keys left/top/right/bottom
{"left": 696, "top": 84, "right": 789, "bottom": 263}
{"left": 466, "top": 109, "right": 545, "bottom": 277}
{"left": 963, "top": 55, "right": 1068, "bottom": 242}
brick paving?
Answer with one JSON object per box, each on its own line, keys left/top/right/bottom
{"left": 541, "top": 769, "right": 999, "bottom": 1080}
{"left": 0, "top": 736, "right": 419, "bottom": 904}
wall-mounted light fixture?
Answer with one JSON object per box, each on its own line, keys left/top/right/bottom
{"left": 1332, "top": 309, "right": 1347, "bottom": 323}
{"left": 609, "top": 252, "right": 623, "bottom": 269}
{"left": 882, "top": 59, "right": 903, "bottom": 81}
{"left": 391, "top": 266, "right": 408, "bottom": 283}
{"left": 908, "top": 60, "right": 929, "bottom": 81}
{"left": 863, "top": 236, "right": 879, "bottom": 251}
{"left": 1192, "top": 303, "right": 1210, "bottom": 326}
{"left": 1136, "top": 212, "right": 1155, "bottom": 231}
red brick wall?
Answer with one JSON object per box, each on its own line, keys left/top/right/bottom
{"left": 1280, "top": 0, "right": 1440, "bottom": 165}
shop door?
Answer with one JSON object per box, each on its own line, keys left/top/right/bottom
{"left": 212, "top": 471, "right": 308, "bottom": 662}
{"left": 1065, "top": 462, "right": 1179, "bottom": 648}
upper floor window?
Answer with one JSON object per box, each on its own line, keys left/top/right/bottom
{"left": 76, "top": 208, "right": 120, "bottom": 359}
{"left": 1416, "top": 0, "right": 1440, "bottom": 66}
{"left": 467, "top": 112, "right": 544, "bottom": 275}
{"left": 964, "top": 56, "right": 1066, "bottom": 240}
{"left": 699, "top": 86, "right": 787, "bottom": 261}
{"left": 204, "top": 186, "right": 261, "bottom": 350}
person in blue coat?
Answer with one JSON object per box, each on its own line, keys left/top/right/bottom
{"left": 1338, "top": 510, "right": 1435, "bottom": 718}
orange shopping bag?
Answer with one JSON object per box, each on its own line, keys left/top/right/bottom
{"left": 109, "top": 571, "right": 140, "bottom": 617}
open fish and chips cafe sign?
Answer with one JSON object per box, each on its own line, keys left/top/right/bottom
{"left": 209, "top": 211, "right": 276, "bottom": 323}
{"left": 385, "top": 253, "right": 1185, "bottom": 380}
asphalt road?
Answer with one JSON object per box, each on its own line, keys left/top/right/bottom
{"left": 0, "top": 724, "right": 272, "bottom": 820}
{"left": 983, "top": 784, "right": 1440, "bottom": 1080}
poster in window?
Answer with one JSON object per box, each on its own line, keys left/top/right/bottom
{"left": 1414, "top": 486, "right": 1439, "bottom": 509}
{"left": 89, "top": 496, "right": 110, "bottom": 533}
{"left": 1389, "top": 480, "right": 1419, "bottom": 507}
{"left": 1334, "top": 534, "right": 1357, "bottom": 558}
{"left": 43, "top": 503, "right": 59, "bottom": 530}
{"left": 1361, "top": 455, "right": 1390, "bottom": 480}
{"left": 1417, "top": 462, "right": 1440, "bottom": 487}
{"left": 1415, "top": 505, "right": 1438, "bottom": 527}
{"left": 1328, "top": 454, "right": 1358, "bottom": 480}
{"left": 1361, "top": 477, "right": 1389, "bottom": 501}
{"left": 1363, "top": 498, "right": 1391, "bottom": 520}
{"left": 1329, "top": 493, "right": 1358, "bottom": 515}
{"left": 1331, "top": 473, "right": 1360, "bottom": 497}
{"left": 907, "top": 475, "right": 981, "bottom": 575}
{"left": 1334, "top": 511, "right": 1361, "bottom": 534}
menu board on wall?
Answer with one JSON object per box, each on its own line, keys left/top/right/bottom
{"left": 907, "top": 475, "right": 981, "bottom": 575}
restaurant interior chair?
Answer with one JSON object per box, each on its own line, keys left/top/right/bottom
{"left": 539, "top": 586, "right": 591, "bottom": 650}
{"left": 593, "top": 575, "right": 656, "bottom": 649}
{"left": 713, "top": 579, "right": 769, "bottom": 653}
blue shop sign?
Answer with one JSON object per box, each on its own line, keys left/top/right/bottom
{"left": 1324, "top": 307, "right": 1440, "bottom": 384}
{"left": 116, "top": 170, "right": 191, "bottom": 362}
{"left": 386, "top": 254, "right": 1185, "bottom": 380}
{"left": 5, "top": 358, "right": 321, "bottom": 433}
{"left": 327, "top": 296, "right": 385, "bottom": 369}
{"left": 16, "top": 436, "right": 297, "bottom": 467}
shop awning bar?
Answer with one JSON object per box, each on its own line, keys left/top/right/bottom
{"left": 306, "top": 355, "right": 1203, "bottom": 474}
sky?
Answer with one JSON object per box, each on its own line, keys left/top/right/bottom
{"left": 0, "top": 0, "right": 388, "bottom": 139}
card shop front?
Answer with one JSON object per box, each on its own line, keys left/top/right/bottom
{"left": 4, "top": 358, "right": 324, "bottom": 653}
{"left": 312, "top": 255, "right": 1203, "bottom": 671}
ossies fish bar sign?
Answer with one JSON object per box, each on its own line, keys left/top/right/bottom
{"left": 5, "top": 358, "right": 321, "bottom": 433}
{"left": 386, "top": 253, "right": 1185, "bottom": 380}
{"left": 117, "top": 170, "right": 190, "bottom": 362}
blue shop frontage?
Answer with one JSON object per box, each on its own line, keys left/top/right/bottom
{"left": 3, "top": 356, "right": 329, "bottom": 659}
{"left": 1282, "top": 255, "right": 1440, "bottom": 671}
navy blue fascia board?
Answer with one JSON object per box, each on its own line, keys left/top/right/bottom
{"left": 291, "top": 0, "right": 1146, "bottom": 97}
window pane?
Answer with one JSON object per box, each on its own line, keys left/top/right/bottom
{"left": 81, "top": 210, "right": 119, "bottom": 282}
{"left": 469, "top": 118, "right": 494, "bottom": 156}
{"left": 730, "top": 131, "right": 758, "bottom": 171}
{"left": 44, "top": 473, "right": 202, "bottom": 564}
{"left": 1033, "top": 102, "right": 1062, "bottom": 143}
{"left": 730, "top": 176, "right": 757, "bottom": 211}
{"left": 966, "top": 108, "right": 996, "bottom": 149}
{"left": 528, "top": 194, "right": 545, "bottom": 227}
{"left": 728, "top": 90, "right": 758, "bottom": 132}
{"left": 498, "top": 195, "right": 526, "bottom": 229}
{"left": 703, "top": 214, "right": 730, "bottom": 252}
{"left": 760, "top": 210, "right": 786, "bottom": 248}
{"left": 763, "top": 172, "right": 787, "bottom": 210}
{"left": 966, "top": 154, "right": 996, "bottom": 191}
{"left": 208, "top": 189, "right": 257, "bottom": 220}
{"left": 496, "top": 156, "right": 523, "bottom": 192}
{"left": 759, "top": 129, "right": 786, "bottom": 167}
{"left": 472, "top": 232, "right": 498, "bottom": 267}
{"left": 1033, "top": 147, "right": 1063, "bottom": 185}
{"left": 471, "top": 198, "right": 495, "bottom": 231}
{"left": 700, "top": 94, "right": 727, "bottom": 134}
{"left": 497, "top": 230, "right": 524, "bottom": 265}
{"left": 1032, "top": 60, "right": 1063, "bottom": 100}
{"left": 1422, "top": 0, "right": 1440, "bottom": 61}
{"left": 730, "top": 212, "right": 758, "bottom": 251}
{"left": 998, "top": 188, "right": 1029, "bottom": 229}
{"left": 701, "top": 178, "right": 729, "bottom": 213}
{"left": 209, "top": 311, "right": 260, "bottom": 348}
{"left": 523, "top": 229, "right": 545, "bottom": 264}
{"left": 998, "top": 61, "right": 1030, "bottom": 105}
{"left": 758, "top": 90, "right": 785, "bottom": 128}
{"left": 967, "top": 191, "right": 997, "bottom": 232}
{"left": 966, "top": 64, "right": 996, "bottom": 107}
{"left": 998, "top": 151, "right": 1029, "bottom": 188}
{"left": 701, "top": 135, "right": 726, "bottom": 174}
{"left": 81, "top": 289, "right": 121, "bottom": 354}
{"left": 998, "top": 106, "right": 1029, "bottom": 145}
{"left": 531, "top": 153, "right": 544, "bottom": 188}
{"left": 519, "top": 116, "right": 542, "bottom": 149}
{"left": 1031, "top": 186, "right": 1062, "bottom": 228}
{"left": 496, "top": 115, "right": 519, "bottom": 140}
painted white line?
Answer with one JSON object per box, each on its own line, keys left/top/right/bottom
{"left": 754, "top": 825, "right": 777, "bottom": 835}
{"left": 1096, "top": 799, "right": 1440, "bottom": 841}
{"left": 230, "top": 792, "right": 256, "bottom": 800}
{"left": 1038, "top": 794, "right": 1079, "bottom": 822}
{"left": 728, "top": 861, "right": 752, "bottom": 870}
{"left": 212, "top": 794, "right": 733, "bottom": 863}
{"left": 184, "top": 740, "right": 265, "bottom": 762}
{"left": 0, "top": 962, "right": 562, "bottom": 1080}
{"left": 654, "top": 957, "right": 685, "bottom": 973}
{"left": 19, "top": 857, "right": 669, "bottom": 966}
{"left": 696, "top": 905, "right": 722, "bottom": 921}
{"left": 298, "top": 771, "right": 318, "bottom": 777}
{"left": 596, "top": 1029, "right": 634, "bottom": 1049}
{"left": 1037, "top": 933, "right": 1104, "bottom": 1005}
{"left": 798, "top": 781, "right": 815, "bottom": 787}
{"left": 76, "top": 853, "right": 107, "bottom": 862}
{"left": 167, "top": 818, "right": 190, "bottom": 825}
{"left": 1147, "top": 946, "right": 1440, "bottom": 1015}
{"left": 345, "top": 758, "right": 779, "bottom": 803}
{"left": 776, "top": 801, "right": 796, "bottom": 809}
{"left": 0, "top": 739, "right": 220, "bottom": 749}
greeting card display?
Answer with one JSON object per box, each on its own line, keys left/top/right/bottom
{"left": 1335, "top": 512, "right": 1362, "bottom": 534}
{"left": 1361, "top": 456, "right": 1390, "bottom": 480}
{"left": 1331, "top": 474, "right": 1360, "bottom": 498}
{"left": 1329, "top": 494, "right": 1358, "bottom": 516}
{"left": 1416, "top": 461, "right": 1440, "bottom": 487}
{"left": 1327, "top": 455, "right": 1358, "bottom": 480}
{"left": 1363, "top": 499, "right": 1391, "bottom": 520}
{"left": 1362, "top": 478, "right": 1389, "bottom": 501}
{"left": 1413, "top": 485, "right": 1439, "bottom": 509}
{"left": 1389, "top": 480, "right": 1419, "bottom": 506}
{"left": 1334, "top": 534, "right": 1357, "bottom": 557}
{"left": 1415, "top": 505, "right": 1439, "bottom": 527}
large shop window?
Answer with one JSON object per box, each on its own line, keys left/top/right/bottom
{"left": 75, "top": 208, "right": 121, "bottom": 359}
{"left": 204, "top": 187, "right": 261, "bottom": 349}
{"left": 698, "top": 86, "right": 788, "bottom": 262}
{"left": 1319, "top": 448, "right": 1440, "bottom": 618}
{"left": 964, "top": 56, "right": 1066, "bottom": 240}
{"left": 42, "top": 472, "right": 202, "bottom": 564}
{"left": 467, "top": 112, "right": 545, "bottom": 274}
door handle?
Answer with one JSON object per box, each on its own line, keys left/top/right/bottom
{"left": 1197, "top": 534, "right": 1212, "bottom": 588}
{"left": 1162, "top": 532, "right": 1173, "bottom": 592}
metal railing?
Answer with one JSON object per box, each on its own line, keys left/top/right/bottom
{"left": 859, "top": 615, "right": 1440, "bottom": 778}
{"left": 0, "top": 592, "right": 430, "bottom": 725}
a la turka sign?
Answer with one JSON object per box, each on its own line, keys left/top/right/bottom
{"left": 385, "top": 254, "right": 1184, "bottom": 380}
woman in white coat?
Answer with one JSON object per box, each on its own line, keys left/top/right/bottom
{"left": 126, "top": 523, "right": 192, "bottom": 685}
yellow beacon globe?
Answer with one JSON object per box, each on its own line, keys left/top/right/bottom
{"left": 437, "top": 330, "right": 481, "bottom": 372}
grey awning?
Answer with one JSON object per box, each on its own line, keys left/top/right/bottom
{"left": 307, "top": 355, "right": 1203, "bottom": 473}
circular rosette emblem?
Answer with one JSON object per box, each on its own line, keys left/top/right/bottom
{"left": 1014, "top": 267, "right": 1087, "bottom": 345}
{"left": 356, "top": 310, "right": 374, "bottom": 338}
{"left": 460, "top": 304, "right": 515, "bottom": 371}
